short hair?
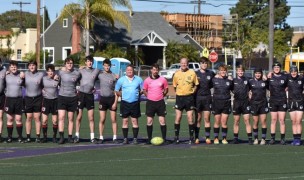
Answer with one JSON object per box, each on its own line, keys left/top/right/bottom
{"left": 218, "top": 64, "right": 227, "bottom": 71}
{"left": 86, "top": 55, "right": 93, "bottom": 62}
{"left": 200, "top": 57, "right": 208, "bottom": 63}
{"left": 236, "top": 65, "right": 245, "bottom": 71}
{"left": 126, "top": 64, "right": 135, "bottom": 69}
{"left": 254, "top": 68, "right": 263, "bottom": 74}
{"left": 27, "top": 60, "right": 37, "bottom": 67}
{"left": 46, "top": 64, "right": 55, "bottom": 71}
{"left": 103, "top": 58, "right": 111, "bottom": 66}
{"left": 64, "top": 57, "right": 74, "bottom": 64}
{"left": 9, "top": 60, "right": 18, "bottom": 66}
{"left": 180, "top": 57, "right": 189, "bottom": 64}
{"left": 151, "top": 63, "right": 159, "bottom": 69}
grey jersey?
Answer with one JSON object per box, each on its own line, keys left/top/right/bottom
{"left": 42, "top": 76, "right": 59, "bottom": 99}
{"left": 25, "top": 71, "right": 44, "bottom": 97}
{"left": 0, "top": 67, "right": 6, "bottom": 94}
{"left": 78, "top": 68, "right": 100, "bottom": 94}
{"left": 58, "top": 69, "right": 80, "bottom": 97}
{"left": 98, "top": 71, "right": 116, "bottom": 97}
{"left": 5, "top": 72, "right": 24, "bottom": 98}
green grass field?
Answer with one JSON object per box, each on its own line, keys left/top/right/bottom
{"left": 0, "top": 101, "right": 304, "bottom": 180}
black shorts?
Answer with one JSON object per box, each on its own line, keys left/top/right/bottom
{"left": 250, "top": 100, "right": 269, "bottom": 116}
{"left": 288, "top": 99, "right": 304, "bottom": 112}
{"left": 57, "top": 95, "right": 78, "bottom": 112}
{"left": 0, "top": 93, "right": 5, "bottom": 110}
{"left": 24, "top": 95, "right": 43, "bottom": 113}
{"left": 233, "top": 99, "right": 250, "bottom": 115}
{"left": 120, "top": 100, "right": 141, "bottom": 118}
{"left": 42, "top": 98, "right": 58, "bottom": 115}
{"left": 196, "top": 95, "right": 212, "bottom": 111}
{"left": 99, "top": 96, "right": 116, "bottom": 111}
{"left": 269, "top": 99, "right": 287, "bottom": 112}
{"left": 146, "top": 99, "right": 166, "bottom": 117}
{"left": 212, "top": 99, "right": 231, "bottom": 115}
{"left": 175, "top": 95, "right": 195, "bottom": 111}
{"left": 4, "top": 97, "right": 23, "bottom": 115}
{"left": 78, "top": 92, "right": 94, "bottom": 110}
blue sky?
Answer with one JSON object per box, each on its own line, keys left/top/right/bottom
{"left": 0, "top": 0, "right": 303, "bottom": 27}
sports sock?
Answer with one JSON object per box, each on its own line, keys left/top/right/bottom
{"left": 132, "top": 127, "right": 139, "bottom": 139}
{"left": 174, "top": 123, "right": 180, "bottom": 137}
{"left": 99, "top": 136, "right": 104, "bottom": 140}
{"left": 253, "top": 128, "right": 258, "bottom": 139}
{"left": 113, "top": 135, "right": 117, "bottom": 140}
{"left": 281, "top": 133, "right": 285, "bottom": 140}
{"left": 7, "top": 125, "right": 13, "bottom": 138}
{"left": 270, "top": 133, "right": 275, "bottom": 140}
{"left": 75, "top": 132, "right": 79, "bottom": 138}
{"left": 42, "top": 125, "right": 48, "bottom": 138}
{"left": 68, "top": 134, "right": 72, "bottom": 139}
{"left": 222, "top": 128, "right": 228, "bottom": 139}
{"left": 53, "top": 124, "right": 58, "bottom": 138}
{"left": 214, "top": 127, "right": 219, "bottom": 139}
{"left": 27, "top": 134, "right": 31, "bottom": 139}
{"left": 16, "top": 124, "right": 23, "bottom": 138}
{"left": 189, "top": 124, "right": 194, "bottom": 139}
{"left": 160, "top": 125, "right": 167, "bottom": 140}
{"left": 90, "top": 133, "right": 94, "bottom": 140}
{"left": 147, "top": 125, "right": 153, "bottom": 140}
{"left": 195, "top": 126, "right": 200, "bottom": 139}
{"left": 205, "top": 127, "right": 211, "bottom": 138}
{"left": 234, "top": 133, "right": 238, "bottom": 140}
{"left": 122, "top": 128, "right": 128, "bottom": 139}
{"left": 59, "top": 132, "right": 64, "bottom": 138}
{"left": 293, "top": 134, "right": 296, "bottom": 140}
{"left": 247, "top": 133, "right": 252, "bottom": 140}
{"left": 262, "top": 128, "right": 267, "bottom": 140}
{"left": 36, "top": 134, "right": 40, "bottom": 138}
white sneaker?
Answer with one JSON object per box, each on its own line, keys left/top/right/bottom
{"left": 253, "top": 138, "right": 259, "bottom": 145}
{"left": 260, "top": 139, "right": 266, "bottom": 145}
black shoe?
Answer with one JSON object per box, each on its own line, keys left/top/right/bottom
{"left": 68, "top": 137, "right": 74, "bottom": 143}
{"left": 145, "top": 139, "right": 152, "bottom": 145}
{"left": 35, "top": 138, "right": 41, "bottom": 143}
{"left": 90, "top": 138, "right": 97, "bottom": 143}
{"left": 18, "top": 137, "right": 24, "bottom": 143}
{"left": 268, "top": 138, "right": 275, "bottom": 145}
{"left": 132, "top": 138, "right": 138, "bottom": 145}
{"left": 280, "top": 139, "right": 286, "bottom": 145}
{"left": 25, "top": 138, "right": 31, "bottom": 143}
{"left": 174, "top": 137, "right": 179, "bottom": 144}
{"left": 248, "top": 139, "right": 253, "bottom": 145}
{"left": 232, "top": 138, "right": 239, "bottom": 144}
{"left": 41, "top": 138, "right": 47, "bottom": 143}
{"left": 52, "top": 138, "right": 57, "bottom": 143}
{"left": 123, "top": 138, "right": 129, "bottom": 145}
{"left": 73, "top": 136, "right": 80, "bottom": 143}
{"left": 0, "top": 136, "right": 3, "bottom": 143}
{"left": 162, "top": 140, "right": 170, "bottom": 145}
{"left": 96, "top": 139, "right": 104, "bottom": 144}
{"left": 6, "top": 137, "right": 12, "bottom": 143}
{"left": 58, "top": 137, "right": 65, "bottom": 144}
{"left": 112, "top": 139, "right": 119, "bottom": 144}
{"left": 188, "top": 138, "right": 195, "bottom": 145}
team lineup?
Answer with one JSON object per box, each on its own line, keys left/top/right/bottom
{"left": 0, "top": 56, "right": 302, "bottom": 146}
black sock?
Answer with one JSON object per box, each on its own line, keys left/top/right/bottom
{"left": 222, "top": 128, "right": 228, "bottom": 139}
{"left": 205, "top": 127, "right": 211, "bottom": 138}
{"left": 262, "top": 128, "right": 267, "bottom": 140}
{"left": 195, "top": 126, "right": 200, "bottom": 139}
{"left": 7, "top": 125, "right": 13, "bottom": 138}
{"left": 16, "top": 124, "right": 23, "bottom": 138}
{"left": 214, "top": 128, "right": 219, "bottom": 139}
{"left": 68, "top": 134, "right": 72, "bottom": 139}
{"left": 293, "top": 134, "right": 296, "bottom": 139}
{"left": 253, "top": 128, "right": 258, "bottom": 139}
{"left": 42, "top": 125, "right": 48, "bottom": 138}
{"left": 174, "top": 124, "right": 180, "bottom": 138}
{"left": 146, "top": 125, "right": 153, "bottom": 140}
{"left": 53, "top": 124, "right": 58, "bottom": 138}
{"left": 247, "top": 133, "right": 252, "bottom": 140}
{"left": 160, "top": 125, "right": 167, "bottom": 140}
{"left": 133, "top": 127, "right": 139, "bottom": 139}
{"left": 189, "top": 124, "right": 194, "bottom": 139}
{"left": 271, "top": 133, "right": 275, "bottom": 139}
{"left": 234, "top": 133, "right": 238, "bottom": 139}
{"left": 27, "top": 134, "right": 31, "bottom": 139}
{"left": 36, "top": 134, "right": 40, "bottom": 138}
{"left": 281, "top": 134, "right": 285, "bottom": 140}
{"left": 59, "top": 132, "right": 64, "bottom": 138}
{"left": 122, "top": 128, "right": 128, "bottom": 139}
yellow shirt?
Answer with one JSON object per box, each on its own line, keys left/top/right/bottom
{"left": 173, "top": 69, "right": 199, "bottom": 96}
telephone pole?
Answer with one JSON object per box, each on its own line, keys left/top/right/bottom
{"left": 12, "top": 1, "right": 31, "bottom": 32}
{"left": 269, "top": 0, "right": 274, "bottom": 71}
{"left": 36, "top": 0, "right": 41, "bottom": 68}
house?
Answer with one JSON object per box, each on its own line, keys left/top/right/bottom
{"left": 41, "top": 11, "right": 204, "bottom": 68}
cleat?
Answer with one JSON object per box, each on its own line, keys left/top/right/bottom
{"left": 25, "top": 138, "right": 31, "bottom": 143}
{"left": 205, "top": 138, "right": 211, "bottom": 144}
{"left": 253, "top": 138, "right": 259, "bottom": 145}
{"left": 96, "top": 139, "right": 104, "bottom": 144}
{"left": 90, "top": 138, "right": 97, "bottom": 143}
{"left": 195, "top": 138, "right": 200, "bottom": 144}
{"left": 145, "top": 139, "right": 151, "bottom": 145}
{"left": 35, "top": 138, "right": 41, "bottom": 143}
{"left": 231, "top": 138, "right": 239, "bottom": 144}
{"left": 214, "top": 138, "right": 219, "bottom": 145}
{"left": 248, "top": 139, "right": 253, "bottom": 145}
{"left": 295, "top": 139, "right": 301, "bottom": 146}
{"left": 18, "top": 137, "right": 24, "bottom": 143}
{"left": 268, "top": 138, "right": 275, "bottom": 145}
{"left": 41, "top": 138, "right": 47, "bottom": 143}
{"left": 173, "top": 137, "right": 180, "bottom": 144}
{"left": 162, "top": 140, "right": 170, "bottom": 145}
{"left": 112, "top": 139, "right": 119, "bottom": 144}
{"left": 260, "top": 139, "right": 266, "bottom": 145}
{"left": 58, "top": 137, "right": 65, "bottom": 144}
{"left": 68, "top": 137, "right": 74, "bottom": 143}
{"left": 280, "top": 139, "right": 286, "bottom": 145}
{"left": 132, "top": 138, "right": 138, "bottom": 145}
{"left": 291, "top": 139, "right": 298, "bottom": 146}
{"left": 123, "top": 138, "right": 129, "bottom": 145}
{"left": 6, "top": 137, "right": 12, "bottom": 143}
{"left": 221, "top": 138, "right": 228, "bottom": 145}
{"left": 52, "top": 138, "right": 57, "bottom": 143}
{"left": 73, "top": 136, "right": 79, "bottom": 143}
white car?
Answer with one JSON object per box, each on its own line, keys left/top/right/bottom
{"left": 159, "top": 62, "right": 200, "bottom": 79}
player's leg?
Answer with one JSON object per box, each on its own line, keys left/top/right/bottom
{"left": 25, "top": 112, "right": 33, "bottom": 142}
{"left": 41, "top": 113, "right": 48, "bottom": 143}
{"left": 0, "top": 110, "right": 3, "bottom": 142}
{"left": 15, "top": 114, "right": 23, "bottom": 143}
{"left": 122, "top": 117, "right": 129, "bottom": 144}
{"left": 33, "top": 112, "right": 41, "bottom": 142}
{"left": 269, "top": 111, "right": 278, "bottom": 144}
{"left": 110, "top": 110, "right": 118, "bottom": 143}
{"left": 146, "top": 116, "right": 154, "bottom": 144}
{"left": 295, "top": 111, "right": 303, "bottom": 145}
{"left": 260, "top": 114, "right": 267, "bottom": 145}
{"left": 252, "top": 115, "right": 259, "bottom": 145}
{"left": 174, "top": 109, "right": 182, "bottom": 144}
{"left": 232, "top": 114, "right": 240, "bottom": 144}
{"left": 98, "top": 110, "right": 107, "bottom": 144}
{"left": 87, "top": 109, "right": 95, "bottom": 142}
{"left": 74, "top": 109, "right": 83, "bottom": 143}
{"left": 186, "top": 109, "right": 195, "bottom": 144}
{"left": 220, "top": 113, "right": 229, "bottom": 144}
{"left": 6, "top": 113, "right": 14, "bottom": 143}
{"left": 243, "top": 114, "right": 252, "bottom": 144}
{"left": 52, "top": 114, "right": 58, "bottom": 143}
{"left": 146, "top": 100, "right": 154, "bottom": 144}
{"left": 58, "top": 109, "right": 66, "bottom": 144}
{"left": 278, "top": 111, "right": 286, "bottom": 144}
{"left": 67, "top": 111, "right": 75, "bottom": 143}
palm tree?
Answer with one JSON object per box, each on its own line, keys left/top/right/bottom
{"left": 59, "top": 0, "right": 132, "bottom": 56}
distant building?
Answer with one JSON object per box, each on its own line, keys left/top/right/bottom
{"left": 292, "top": 26, "right": 304, "bottom": 45}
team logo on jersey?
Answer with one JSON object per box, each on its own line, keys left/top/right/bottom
{"left": 53, "top": 83, "right": 58, "bottom": 87}
{"left": 174, "top": 105, "right": 178, "bottom": 109}
{"left": 226, "top": 82, "right": 230, "bottom": 86}
{"left": 300, "top": 105, "right": 303, "bottom": 110}
{"left": 280, "top": 80, "right": 284, "bottom": 84}
{"left": 207, "top": 76, "right": 211, "bottom": 80}
{"left": 17, "top": 80, "right": 22, "bottom": 84}
{"left": 261, "top": 83, "right": 265, "bottom": 87}
{"left": 244, "top": 81, "right": 248, "bottom": 85}
{"left": 265, "top": 107, "right": 269, "bottom": 112}
{"left": 42, "top": 107, "right": 45, "bottom": 112}
{"left": 78, "top": 101, "right": 81, "bottom": 106}
{"left": 283, "top": 104, "right": 287, "bottom": 108}
{"left": 72, "top": 78, "right": 76, "bottom": 82}
{"left": 92, "top": 75, "right": 96, "bottom": 79}
{"left": 298, "top": 81, "right": 302, "bottom": 85}
{"left": 187, "top": 76, "right": 192, "bottom": 81}
{"left": 247, "top": 106, "right": 250, "bottom": 110}
{"left": 99, "top": 105, "right": 103, "bottom": 109}
{"left": 4, "top": 107, "right": 8, "bottom": 111}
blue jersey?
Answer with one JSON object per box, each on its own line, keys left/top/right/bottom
{"left": 115, "top": 75, "right": 143, "bottom": 103}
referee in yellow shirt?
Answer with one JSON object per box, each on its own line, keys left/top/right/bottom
{"left": 173, "top": 58, "right": 199, "bottom": 144}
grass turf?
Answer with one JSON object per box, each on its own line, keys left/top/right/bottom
{"left": 0, "top": 101, "right": 303, "bottom": 180}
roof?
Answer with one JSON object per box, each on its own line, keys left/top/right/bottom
{"left": 93, "top": 11, "right": 188, "bottom": 45}
{"left": 0, "top": 30, "right": 11, "bottom": 36}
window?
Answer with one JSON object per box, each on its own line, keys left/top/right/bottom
{"left": 43, "top": 47, "right": 55, "bottom": 64}
{"left": 63, "top": 18, "right": 68, "bottom": 28}
{"left": 17, "top": 49, "right": 22, "bottom": 60}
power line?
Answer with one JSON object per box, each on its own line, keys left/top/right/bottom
{"left": 12, "top": 1, "right": 31, "bottom": 32}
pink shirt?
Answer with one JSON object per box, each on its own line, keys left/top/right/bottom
{"left": 143, "top": 76, "right": 168, "bottom": 101}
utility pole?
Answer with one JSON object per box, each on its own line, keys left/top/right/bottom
{"left": 36, "top": 0, "right": 41, "bottom": 68}
{"left": 12, "top": 1, "right": 31, "bottom": 32}
{"left": 269, "top": 0, "right": 274, "bottom": 71}
{"left": 190, "top": 0, "right": 205, "bottom": 15}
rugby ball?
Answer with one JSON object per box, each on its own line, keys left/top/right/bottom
{"left": 151, "top": 137, "right": 164, "bottom": 146}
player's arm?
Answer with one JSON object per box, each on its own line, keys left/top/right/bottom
{"left": 163, "top": 88, "right": 168, "bottom": 97}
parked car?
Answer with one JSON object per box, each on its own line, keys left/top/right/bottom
{"left": 159, "top": 62, "right": 200, "bottom": 79}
